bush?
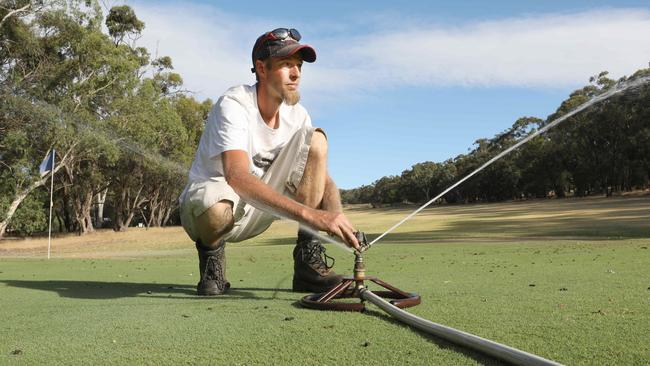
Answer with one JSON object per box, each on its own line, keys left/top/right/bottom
{"left": 8, "top": 192, "right": 48, "bottom": 236}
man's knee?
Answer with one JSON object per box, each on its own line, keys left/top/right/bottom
{"left": 309, "top": 129, "right": 328, "bottom": 159}
{"left": 196, "top": 200, "right": 234, "bottom": 248}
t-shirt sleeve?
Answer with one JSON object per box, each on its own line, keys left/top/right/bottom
{"left": 297, "top": 103, "right": 312, "bottom": 128}
{"left": 205, "top": 96, "right": 249, "bottom": 159}
{"left": 304, "top": 111, "right": 313, "bottom": 128}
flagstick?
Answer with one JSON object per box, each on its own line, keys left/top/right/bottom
{"left": 47, "top": 152, "right": 55, "bottom": 259}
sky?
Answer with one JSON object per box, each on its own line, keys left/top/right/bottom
{"left": 116, "top": 0, "right": 650, "bottom": 188}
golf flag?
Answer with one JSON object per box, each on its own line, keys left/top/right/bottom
{"left": 39, "top": 149, "right": 55, "bottom": 177}
{"left": 39, "top": 148, "right": 57, "bottom": 259}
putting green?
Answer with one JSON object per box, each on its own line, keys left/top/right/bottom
{"left": 1, "top": 195, "right": 649, "bottom": 365}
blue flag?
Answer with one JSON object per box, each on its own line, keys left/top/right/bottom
{"left": 39, "top": 149, "right": 56, "bottom": 177}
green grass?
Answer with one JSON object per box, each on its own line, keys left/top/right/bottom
{"left": 1, "top": 195, "right": 650, "bottom": 365}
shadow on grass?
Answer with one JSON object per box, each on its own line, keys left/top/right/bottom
{"left": 363, "top": 230, "right": 647, "bottom": 245}
{"left": 253, "top": 217, "right": 649, "bottom": 249}
{"left": 1, "top": 280, "right": 296, "bottom": 301}
{"left": 342, "top": 195, "right": 650, "bottom": 243}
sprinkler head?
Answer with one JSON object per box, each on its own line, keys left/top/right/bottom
{"left": 355, "top": 231, "right": 369, "bottom": 253}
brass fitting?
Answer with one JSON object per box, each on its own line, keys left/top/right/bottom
{"left": 353, "top": 252, "right": 366, "bottom": 284}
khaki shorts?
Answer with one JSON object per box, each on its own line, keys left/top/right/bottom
{"left": 179, "top": 126, "right": 321, "bottom": 243}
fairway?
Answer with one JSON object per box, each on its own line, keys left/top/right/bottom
{"left": 1, "top": 195, "right": 649, "bottom": 365}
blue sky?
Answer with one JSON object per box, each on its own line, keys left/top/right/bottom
{"left": 122, "top": 0, "right": 650, "bottom": 188}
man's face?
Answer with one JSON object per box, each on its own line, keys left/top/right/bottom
{"left": 264, "top": 53, "right": 303, "bottom": 106}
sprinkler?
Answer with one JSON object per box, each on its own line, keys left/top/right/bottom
{"left": 299, "top": 231, "right": 421, "bottom": 311}
{"left": 299, "top": 231, "right": 563, "bottom": 365}
{"left": 296, "top": 75, "right": 650, "bottom": 365}
{"left": 287, "top": 77, "right": 650, "bottom": 366}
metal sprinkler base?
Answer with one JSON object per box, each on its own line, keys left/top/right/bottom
{"left": 300, "top": 275, "right": 421, "bottom": 312}
{"left": 300, "top": 233, "right": 420, "bottom": 311}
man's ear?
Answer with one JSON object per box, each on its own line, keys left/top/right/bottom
{"left": 256, "top": 60, "right": 267, "bottom": 79}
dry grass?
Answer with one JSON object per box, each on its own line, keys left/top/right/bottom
{"left": 1, "top": 193, "right": 648, "bottom": 258}
{"left": 350, "top": 193, "right": 650, "bottom": 241}
{"left": 0, "top": 227, "right": 192, "bottom": 258}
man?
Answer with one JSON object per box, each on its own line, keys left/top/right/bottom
{"left": 179, "top": 28, "right": 360, "bottom": 296}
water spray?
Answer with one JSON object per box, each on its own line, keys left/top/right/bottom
{"left": 364, "top": 75, "right": 650, "bottom": 251}
{"left": 299, "top": 76, "right": 650, "bottom": 365}
{"left": 261, "top": 208, "right": 354, "bottom": 254}
{"left": 17, "top": 95, "right": 354, "bottom": 252}
{"left": 23, "top": 74, "right": 649, "bottom": 365}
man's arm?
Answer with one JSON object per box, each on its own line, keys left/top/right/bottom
{"left": 321, "top": 175, "right": 343, "bottom": 213}
{"left": 222, "top": 150, "right": 359, "bottom": 249}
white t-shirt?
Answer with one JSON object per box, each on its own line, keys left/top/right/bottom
{"left": 188, "top": 84, "right": 312, "bottom": 183}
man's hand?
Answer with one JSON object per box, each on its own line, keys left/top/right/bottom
{"left": 307, "top": 209, "right": 359, "bottom": 250}
{"left": 223, "top": 150, "right": 359, "bottom": 249}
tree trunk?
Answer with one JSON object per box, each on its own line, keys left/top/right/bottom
{"left": 95, "top": 188, "right": 108, "bottom": 228}
{"left": 0, "top": 155, "right": 68, "bottom": 239}
{"left": 69, "top": 171, "right": 95, "bottom": 235}
{"left": 113, "top": 184, "right": 146, "bottom": 232}
{"left": 56, "top": 213, "right": 63, "bottom": 233}
{"left": 146, "top": 188, "right": 161, "bottom": 227}
{"left": 0, "top": 188, "right": 31, "bottom": 239}
{"left": 84, "top": 190, "right": 95, "bottom": 233}
{"left": 162, "top": 206, "right": 173, "bottom": 227}
{"left": 124, "top": 211, "right": 135, "bottom": 228}
{"left": 115, "top": 210, "right": 128, "bottom": 232}
{"left": 155, "top": 206, "right": 165, "bottom": 227}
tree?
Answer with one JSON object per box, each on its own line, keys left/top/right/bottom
{"left": 0, "top": 94, "right": 75, "bottom": 238}
{"left": 0, "top": 0, "right": 45, "bottom": 28}
{"left": 400, "top": 162, "right": 438, "bottom": 203}
{"left": 371, "top": 176, "right": 401, "bottom": 205}
{"left": 107, "top": 79, "right": 189, "bottom": 231}
{"left": 1, "top": 2, "right": 151, "bottom": 236}
{"left": 105, "top": 5, "right": 144, "bottom": 46}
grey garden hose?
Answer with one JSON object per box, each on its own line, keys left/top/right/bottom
{"left": 360, "top": 288, "right": 563, "bottom": 366}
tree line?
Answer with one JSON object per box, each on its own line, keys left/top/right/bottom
{"left": 2, "top": 2, "right": 649, "bottom": 239}
{"left": 1, "top": 1, "right": 210, "bottom": 238}
{"left": 341, "top": 71, "right": 650, "bottom": 206}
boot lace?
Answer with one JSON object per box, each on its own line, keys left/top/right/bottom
{"left": 203, "top": 247, "right": 226, "bottom": 287}
{"left": 302, "top": 240, "right": 335, "bottom": 271}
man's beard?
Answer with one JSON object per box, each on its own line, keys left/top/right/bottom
{"left": 282, "top": 89, "right": 300, "bottom": 106}
{"left": 268, "top": 78, "right": 301, "bottom": 106}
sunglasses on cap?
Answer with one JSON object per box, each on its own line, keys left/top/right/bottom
{"left": 252, "top": 28, "right": 314, "bottom": 73}
{"left": 263, "top": 28, "right": 302, "bottom": 43}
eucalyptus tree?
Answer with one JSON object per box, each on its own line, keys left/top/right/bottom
{"left": 0, "top": 95, "right": 73, "bottom": 237}
{"left": 0, "top": 1, "right": 72, "bottom": 237}
{"left": 371, "top": 175, "right": 402, "bottom": 205}
{"left": 1, "top": 1, "right": 151, "bottom": 236}
{"left": 400, "top": 162, "right": 439, "bottom": 203}
{"left": 42, "top": 2, "right": 143, "bottom": 234}
{"left": 106, "top": 49, "right": 196, "bottom": 230}
{"left": 105, "top": 4, "right": 144, "bottom": 46}
{"left": 141, "top": 94, "right": 210, "bottom": 228}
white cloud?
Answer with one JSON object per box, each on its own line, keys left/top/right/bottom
{"left": 128, "top": 2, "right": 266, "bottom": 98}
{"left": 128, "top": 4, "right": 650, "bottom": 100}
{"left": 338, "top": 9, "right": 650, "bottom": 89}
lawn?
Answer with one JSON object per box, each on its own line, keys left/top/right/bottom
{"left": 1, "top": 194, "right": 649, "bottom": 365}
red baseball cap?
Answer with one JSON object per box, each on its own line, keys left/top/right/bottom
{"left": 251, "top": 28, "right": 316, "bottom": 73}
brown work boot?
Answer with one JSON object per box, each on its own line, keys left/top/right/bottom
{"left": 196, "top": 240, "right": 230, "bottom": 296}
{"left": 292, "top": 230, "right": 343, "bottom": 293}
